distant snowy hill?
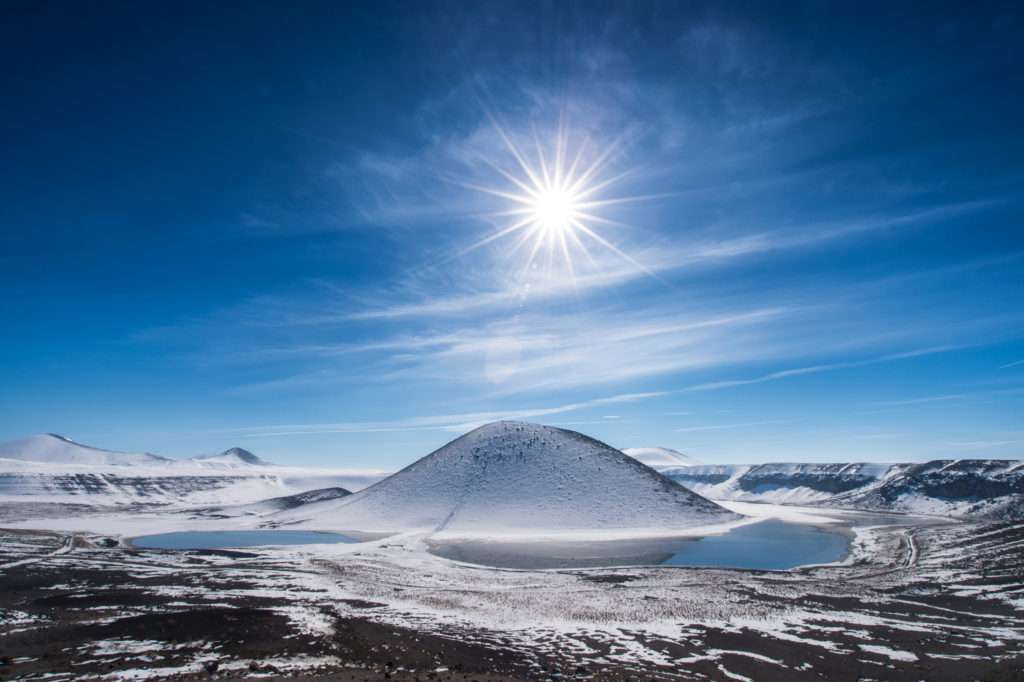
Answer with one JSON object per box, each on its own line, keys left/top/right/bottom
{"left": 0, "top": 434, "right": 388, "bottom": 507}
{"left": 275, "top": 421, "right": 738, "bottom": 537}
{"left": 190, "top": 447, "right": 271, "bottom": 467}
{"left": 623, "top": 447, "right": 700, "bottom": 468}
{"left": 195, "top": 486, "right": 352, "bottom": 518}
{"left": 0, "top": 433, "right": 173, "bottom": 467}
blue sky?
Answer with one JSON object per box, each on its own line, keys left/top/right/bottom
{"left": 1, "top": 1, "right": 1022, "bottom": 467}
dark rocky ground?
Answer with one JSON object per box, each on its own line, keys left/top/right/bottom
{"left": 1, "top": 519, "right": 1023, "bottom": 681}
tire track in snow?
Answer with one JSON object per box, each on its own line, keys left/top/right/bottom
{"left": 0, "top": 533, "right": 73, "bottom": 570}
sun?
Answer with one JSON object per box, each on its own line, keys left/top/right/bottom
{"left": 532, "top": 188, "right": 580, "bottom": 235}
{"left": 458, "top": 120, "right": 656, "bottom": 283}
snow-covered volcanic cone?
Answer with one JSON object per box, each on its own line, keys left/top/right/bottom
{"left": 275, "top": 421, "right": 739, "bottom": 537}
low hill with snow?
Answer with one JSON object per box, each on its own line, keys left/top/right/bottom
{"left": 623, "top": 447, "right": 699, "bottom": 468}
{"left": 274, "top": 421, "right": 739, "bottom": 537}
{"left": 194, "top": 486, "right": 352, "bottom": 519}
{"left": 0, "top": 434, "right": 173, "bottom": 467}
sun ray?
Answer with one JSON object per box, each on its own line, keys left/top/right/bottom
{"left": 524, "top": 225, "right": 549, "bottom": 271}
{"left": 572, "top": 169, "right": 633, "bottom": 200}
{"left": 557, "top": 227, "right": 577, "bottom": 291}
{"left": 480, "top": 157, "right": 541, "bottom": 200}
{"left": 507, "top": 223, "right": 544, "bottom": 259}
{"left": 564, "top": 224, "right": 596, "bottom": 265}
{"left": 534, "top": 132, "right": 552, "bottom": 192}
{"left": 489, "top": 116, "right": 546, "bottom": 192}
{"left": 457, "top": 181, "right": 536, "bottom": 205}
{"left": 564, "top": 134, "right": 589, "bottom": 188}
{"left": 565, "top": 134, "right": 624, "bottom": 195}
{"left": 571, "top": 219, "right": 667, "bottom": 284}
{"left": 572, "top": 210, "right": 632, "bottom": 229}
{"left": 575, "top": 192, "right": 678, "bottom": 209}
{"left": 458, "top": 216, "right": 535, "bottom": 256}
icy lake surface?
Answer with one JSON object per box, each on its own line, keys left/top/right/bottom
{"left": 431, "top": 519, "right": 852, "bottom": 570}
{"left": 131, "top": 530, "right": 358, "bottom": 549}
{"left": 662, "top": 519, "right": 849, "bottom": 569}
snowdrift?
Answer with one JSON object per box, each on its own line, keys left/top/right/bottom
{"left": 274, "top": 421, "right": 738, "bottom": 537}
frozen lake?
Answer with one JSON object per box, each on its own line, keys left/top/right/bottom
{"left": 430, "top": 519, "right": 852, "bottom": 570}
{"left": 131, "top": 529, "right": 359, "bottom": 549}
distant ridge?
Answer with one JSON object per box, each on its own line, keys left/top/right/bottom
{"left": 663, "top": 460, "right": 1024, "bottom": 519}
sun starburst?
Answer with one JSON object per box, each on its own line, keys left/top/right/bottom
{"left": 459, "top": 120, "right": 657, "bottom": 286}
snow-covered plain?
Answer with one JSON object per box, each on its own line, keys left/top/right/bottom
{"left": 3, "top": 510, "right": 1020, "bottom": 681}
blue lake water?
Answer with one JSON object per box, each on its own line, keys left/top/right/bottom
{"left": 661, "top": 519, "right": 850, "bottom": 569}
{"left": 131, "top": 530, "right": 358, "bottom": 549}
{"left": 429, "top": 519, "right": 851, "bottom": 570}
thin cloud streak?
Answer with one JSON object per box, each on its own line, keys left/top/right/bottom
{"left": 684, "top": 345, "right": 969, "bottom": 392}
{"left": 231, "top": 391, "right": 667, "bottom": 437}
{"left": 676, "top": 420, "right": 785, "bottom": 433}
{"left": 870, "top": 386, "right": 1024, "bottom": 408}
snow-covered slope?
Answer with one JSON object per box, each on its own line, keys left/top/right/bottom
{"left": 0, "top": 435, "right": 388, "bottom": 507}
{"left": 825, "top": 459, "right": 1024, "bottom": 520}
{"left": 275, "top": 421, "right": 739, "bottom": 537}
{"left": 0, "top": 434, "right": 172, "bottom": 467}
{"left": 622, "top": 447, "right": 700, "bottom": 468}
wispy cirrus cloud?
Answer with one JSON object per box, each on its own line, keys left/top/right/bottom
{"left": 339, "top": 198, "right": 1000, "bottom": 321}
{"left": 227, "top": 305, "right": 793, "bottom": 394}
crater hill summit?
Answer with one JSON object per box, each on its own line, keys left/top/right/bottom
{"left": 275, "top": 421, "right": 739, "bottom": 537}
